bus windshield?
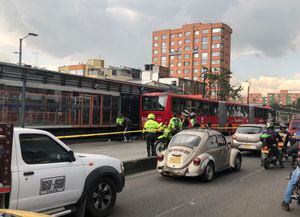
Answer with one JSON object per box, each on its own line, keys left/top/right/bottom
{"left": 142, "top": 95, "right": 167, "bottom": 111}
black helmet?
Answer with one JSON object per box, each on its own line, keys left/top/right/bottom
{"left": 266, "top": 122, "right": 274, "bottom": 130}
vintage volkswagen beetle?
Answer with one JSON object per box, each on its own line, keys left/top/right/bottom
{"left": 157, "top": 129, "right": 242, "bottom": 182}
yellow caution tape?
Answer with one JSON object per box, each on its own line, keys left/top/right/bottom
{"left": 56, "top": 126, "right": 238, "bottom": 139}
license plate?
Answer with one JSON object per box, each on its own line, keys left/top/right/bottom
{"left": 261, "top": 150, "right": 269, "bottom": 154}
{"left": 169, "top": 156, "right": 181, "bottom": 164}
{"left": 40, "top": 176, "right": 65, "bottom": 195}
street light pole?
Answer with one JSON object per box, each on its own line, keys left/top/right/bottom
{"left": 201, "top": 67, "right": 208, "bottom": 98}
{"left": 19, "top": 33, "right": 38, "bottom": 128}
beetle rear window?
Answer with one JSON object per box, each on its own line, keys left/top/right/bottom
{"left": 169, "top": 134, "right": 201, "bottom": 148}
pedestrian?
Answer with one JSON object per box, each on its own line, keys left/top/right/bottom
{"left": 116, "top": 113, "right": 125, "bottom": 141}
{"left": 143, "top": 113, "right": 159, "bottom": 157}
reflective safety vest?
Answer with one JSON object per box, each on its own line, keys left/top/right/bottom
{"left": 143, "top": 119, "right": 159, "bottom": 133}
{"left": 116, "top": 117, "right": 125, "bottom": 126}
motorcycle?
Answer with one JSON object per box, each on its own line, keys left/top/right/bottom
{"left": 261, "top": 144, "right": 280, "bottom": 169}
{"left": 155, "top": 127, "right": 180, "bottom": 156}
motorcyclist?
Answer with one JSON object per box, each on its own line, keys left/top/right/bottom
{"left": 190, "top": 112, "right": 200, "bottom": 128}
{"left": 279, "top": 124, "right": 292, "bottom": 156}
{"left": 260, "top": 122, "right": 284, "bottom": 168}
{"left": 281, "top": 137, "right": 300, "bottom": 211}
{"left": 167, "top": 112, "right": 182, "bottom": 135}
{"left": 143, "top": 113, "right": 160, "bottom": 157}
{"left": 181, "top": 110, "right": 190, "bottom": 129}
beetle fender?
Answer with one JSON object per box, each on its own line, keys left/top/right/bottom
{"left": 198, "top": 153, "right": 215, "bottom": 171}
{"left": 229, "top": 149, "right": 241, "bottom": 168}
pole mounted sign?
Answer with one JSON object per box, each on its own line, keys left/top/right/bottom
{"left": 0, "top": 124, "right": 13, "bottom": 194}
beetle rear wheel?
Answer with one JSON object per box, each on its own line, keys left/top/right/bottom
{"left": 202, "top": 162, "right": 215, "bottom": 182}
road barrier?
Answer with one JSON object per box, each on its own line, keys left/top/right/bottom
{"left": 123, "top": 157, "right": 157, "bottom": 175}
{"left": 56, "top": 126, "right": 238, "bottom": 140}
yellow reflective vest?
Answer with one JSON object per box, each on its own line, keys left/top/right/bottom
{"left": 143, "top": 119, "right": 159, "bottom": 133}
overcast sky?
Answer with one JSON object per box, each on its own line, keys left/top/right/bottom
{"left": 1, "top": 0, "right": 300, "bottom": 95}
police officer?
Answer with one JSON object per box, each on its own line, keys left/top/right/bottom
{"left": 143, "top": 113, "right": 160, "bottom": 157}
{"left": 190, "top": 112, "right": 200, "bottom": 128}
{"left": 167, "top": 112, "right": 182, "bottom": 135}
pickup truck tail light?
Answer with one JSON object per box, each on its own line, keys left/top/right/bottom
{"left": 193, "top": 158, "right": 201, "bottom": 166}
{"left": 157, "top": 155, "right": 164, "bottom": 162}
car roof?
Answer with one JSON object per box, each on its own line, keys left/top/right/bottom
{"left": 14, "top": 127, "right": 47, "bottom": 134}
{"left": 237, "top": 124, "right": 266, "bottom": 127}
{"left": 176, "top": 128, "right": 222, "bottom": 137}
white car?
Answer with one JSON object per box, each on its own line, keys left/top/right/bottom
{"left": 0, "top": 126, "right": 124, "bottom": 217}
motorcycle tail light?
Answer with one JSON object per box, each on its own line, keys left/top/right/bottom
{"left": 263, "top": 146, "right": 268, "bottom": 150}
{"left": 157, "top": 154, "right": 164, "bottom": 162}
{"left": 193, "top": 158, "right": 201, "bottom": 166}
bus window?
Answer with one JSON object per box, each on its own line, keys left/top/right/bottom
{"left": 142, "top": 95, "right": 167, "bottom": 111}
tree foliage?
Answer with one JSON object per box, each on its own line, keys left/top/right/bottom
{"left": 205, "top": 69, "right": 243, "bottom": 101}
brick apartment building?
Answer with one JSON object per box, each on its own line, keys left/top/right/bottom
{"left": 152, "top": 22, "right": 232, "bottom": 96}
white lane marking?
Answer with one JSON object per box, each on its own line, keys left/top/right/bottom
{"left": 155, "top": 168, "right": 264, "bottom": 217}
{"left": 127, "top": 170, "right": 157, "bottom": 179}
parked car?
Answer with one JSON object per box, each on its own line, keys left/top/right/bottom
{"left": 289, "top": 119, "right": 300, "bottom": 134}
{"left": 232, "top": 124, "right": 266, "bottom": 152}
{"left": 157, "top": 129, "right": 242, "bottom": 182}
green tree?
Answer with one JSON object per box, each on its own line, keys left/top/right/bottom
{"left": 206, "top": 69, "right": 242, "bottom": 101}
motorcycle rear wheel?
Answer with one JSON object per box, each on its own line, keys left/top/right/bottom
{"left": 263, "top": 158, "right": 270, "bottom": 169}
{"left": 155, "top": 141, "right": 167, "bottom": 156}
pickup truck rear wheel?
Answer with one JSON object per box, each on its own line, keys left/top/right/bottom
{"left": 86, "top": 177, "right": 117, "bottom": 217}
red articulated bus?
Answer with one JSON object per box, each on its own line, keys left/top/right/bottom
{"left": 140, "top": 92, "right": 271, "bottom": 133}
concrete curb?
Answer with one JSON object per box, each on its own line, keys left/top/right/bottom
{"left": 124, "top": 157, "right": 157, "bottom": 175}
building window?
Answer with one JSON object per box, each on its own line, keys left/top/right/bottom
{"left": 177, "top": 54, "right": 182, "bottom": 59}
{"left": 212, "top": 36, "right": 221, "bottom": 41}
{"left": 162, "top": 42, "right": 166, "bottom": 47}
{"left": 162, "top": 34, "right": 168, "bottom": 40}
{"left": 178, "top": 33, "right": 182, "bottom": 37}
{"left": 170, "top": 70, "right": 174, "bottom": 74}
{"left": 202, "top": 29, "right": 209, "bottom": 34}
{"left": 184, "top": 46, "right": 190, "bottom": 51}
{"left": 177, "top": 69, "right": 181, "bottom": 74}
{"left": 184, "top": 69, "right": 189, "bottom": 74}
{"left": 170, "top": 55, "right": 175, "bottom": 60}
{"left": 201, "top": 59, "right": 207, "bottom": 64}
{"left": 153, "top": 35, "right": 159, "bottom": 40}
{"left": 212, "top": 44, "right": 222, "bottom": 49}
{"left": 193, "top": 53, "right": 199, "bottom": 58}
{"left": 161, "top": 56, "right": 167, "bottom": 66}
{"left": 170, "top": 63, "right": 174, "bottom": 67}
{"left": 184, "top": 54, "right": 190, "bottom": 59}
{"left": 202, "top": 52, "right": 208, "bottom": 58}
{"left": 193, "top": 61, "right": 199, "bottom": 66}
{"left": 202, "top": 44, "right": 208, "bottom": 49}
{"left": 178, "top": 47, "right": 182, "bottom": 52}
{"left": 170, "top": 48, "right": 175, "bottom": 53}
{"left": 153, "top": 50, "right": 158, "bottom": 54}
{"left": 184, "top": 61, "right": 190, "bottom": 66}
{"left": 193, "top": 46, "right": 199, "bottom": 51}
{"left": 153, "top": 57, "right": 158, "bottom": 62}
{"left": 177, "top": 62, "right": 182, "bottom": 67}
{"left": 212, "top": 52, "right": 220, "bottom": 57}
{"left": 185, "top": 39, "right": 191, "bottom": 44}
{"left": 193, "top": 69, "right": 199, "bottom": 73}
{"left": 212, "top": 28, "right": 223, "bottom": 33}
{"left": 171, "top": 41, "right": 175, "bottom": 46}
{"left": 161, "top": 47, "right": 167, "bottom": 53}
{"left": 211, "top": 59, "right": 220, "bottom": 65}
{"left": 178, "top": 40, "right": 182, "bottom": 45}
{"left": 194, "top": 30, "right": 199, "bottom": 35}
{"left": 193, "top": 76, "right": 198, "bottom": 81}
{"left": 194, "top": 38, "right": 199, "bottom": 43}
{"left": 185, "top": 31, "right": 191, "bottom": 36}
{"left": 171, "top": 34, "right": 176, "bottom": 38}
{"left": 154, "top": 42, "right": 158, "bottom": 47}
{"left": 212, "top": 68, "right": 220, "bottom": 72}
{"left": 202, "top": 37, "right": 208, "bottom": 42}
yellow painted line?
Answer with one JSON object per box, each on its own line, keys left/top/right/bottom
{"left": 57, "top": 130, "right": 143, "bottom": 139}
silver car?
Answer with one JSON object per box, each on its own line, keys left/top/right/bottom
{"left": 157, "top": 129, "right": 242, "bottom": 182}
{"left": 232, "top": 124, "right": 266, "bottom": 151}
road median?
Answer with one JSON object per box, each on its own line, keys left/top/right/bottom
{"left": 124, "top": 157, "right": 157, "bottom": 175}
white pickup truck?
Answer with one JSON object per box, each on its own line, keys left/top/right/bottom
{"left": 0, "top": 124, "right": 125, "bottom": 217}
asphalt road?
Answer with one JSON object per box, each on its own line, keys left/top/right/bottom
{"left": 110, "top": 154, "right": 299, "bottom": 217}
{"left": 68, "top": 136, "right": 232, "bottom": 161}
